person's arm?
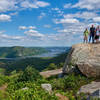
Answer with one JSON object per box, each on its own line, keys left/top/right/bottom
{"left": 94, "top": 28, "right": 97, "bottom": 36}
{"left": 89, "top": 28, "right": 91, "bottom": 35}
{"left": 99, "top": 29, "right": 100, "bottom": 36}
{"left": 83, "top": 31, "right": 85, "bottom": 36}
{"left": 88, "top": 30, "right": 90, "bottom": 36}
{"left": 88, "top": 30, "right": 90, "bottom": 35}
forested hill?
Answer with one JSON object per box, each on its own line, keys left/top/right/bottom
{"left": 0, "top": 46, "right": 47, "bottom": 58}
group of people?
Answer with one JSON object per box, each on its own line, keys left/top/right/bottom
{"left": 83, "top": 25, "right": 100, "bottom": 43}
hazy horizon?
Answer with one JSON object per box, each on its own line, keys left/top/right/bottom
{"left": 0, "top": 45, "right": 69, "bottom": 47}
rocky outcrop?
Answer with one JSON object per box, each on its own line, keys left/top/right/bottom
{"left": 63, "top": 43, "right": 100, "bottom": 77}
{"left": 78, "top": 81, "right": 100, "bottom": 100}
{"left": 78, "top": 81, "right": 100, "bottom": 94}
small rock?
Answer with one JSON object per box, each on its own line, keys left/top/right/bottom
{"left": 21, "top": 87, "right": 29, "bottom": 90}
{"left": 41, "top": 84, "right": 52, "bottom": 93}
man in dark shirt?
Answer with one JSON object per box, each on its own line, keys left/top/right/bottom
{"left": 89, "top": 25, "right": 96, "bottom": 43}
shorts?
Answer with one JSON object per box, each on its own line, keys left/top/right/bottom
{"left": 95, "top": 35, "right": 99, "bottom": 39}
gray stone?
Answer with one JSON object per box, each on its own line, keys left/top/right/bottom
{"left": 63, "top": 43, "right": 100, "bottom": 77}
{"left": 78, "top": 82, "right": 100, "bottom": 100}
{"left": 87, "top": 89, "right": 100, "bottom": 100}
{"left": 78, "top": 82, "right": 100, "bottom": 94}
{"left": 21, "top": 87, "right": 29, "bottom": 90}
{"left": 41, "top": 84, "right": 52, "bottom": 93}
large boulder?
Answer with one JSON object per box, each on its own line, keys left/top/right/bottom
{"left": 63, "top": 43, "right": 100, "bottom": 77}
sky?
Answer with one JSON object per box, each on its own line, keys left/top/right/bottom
{"left": 0, "top": 0, "right": 100, "bottom": 47}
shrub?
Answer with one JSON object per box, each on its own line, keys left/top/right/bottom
{"left": 45, "top": 63, "right": 57, "bottom": 70}
{"left": 17, "top": 66, "right": 42, "bottom": 82}
{"left": 7, "top": 82, "right": 58, "bottom": 100}
{"left": 0, "top": 75, "right": 9, "bottom": 86}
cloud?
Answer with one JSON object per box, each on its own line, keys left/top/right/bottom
{"left": 19, "top": 27, "right": 44, "bottom": 39}
{"left": 64, "top": 12, "right": 98, "bottom": 20}
{"left": 36, "top": 1, "right": 50, "bottom": 7}
{"left": 0, "top": 0, "right": 50, "bottom": 13}
{"left": 72, "top": 0, "right": 100, "bottom": 10}
{"left": 24, "top": 29, "right": 44, "bottom": 37}
{"left": 0, "top": 14, "right": 11, "bottom": 22}
{"left": 52, "top": 7, "right": 64, "bottom": 16}
{"left": 58, "top": 29, "right": 68, "bottom": 33}
{"left": 54, "top": 18, "right": 79, "bottom": 24}
{"left": 52, "top": 8, "right": 60, "bottom": 11}
{"left": 0, "top": 30, "right": 23, "bottom": 41}
{"left": 20, "top": 0, "right": 50, "bottom": 9}
{"left": 60, "top": 18, "right": 79, "bottom": 24}
{"left": 38, "top": 12, "right": 46, "bottom": 19}
{"left": 0, "top": 30, "right": 5, "bottom": 34}
{"left": 64, "top": 3, "right": 72, "bottom": 8}
{"left": 88, "top": 23, "right": 99, "bottom": 27}
{"left": 93, "top": 17, "right": 100, "bottom": 22}
{"left": 0, "top": 0, "right": 17, "bottom": 12}
{"left": 44, "top": 25, "right": 51, "bottom": 28}
{"left": 29, "top": 26, "right": 36, "bottom": 29}
{"left": 20, "top": 1, "right": 38, "bottom": 9}
{"left": 19, "top": 26, "right": 36, "bottom": 30}
{"left": 19, "top": 26, "right": 27, "bottom": 30}
{"left": 10, "top": 12, "right": 18, "bottom": 16}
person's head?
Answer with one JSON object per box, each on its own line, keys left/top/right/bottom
{"left": 86, "top": 28, "right": 88, "bottom": 30}
{"left": 91, "top": 25, "right": 94, "bottom": 28}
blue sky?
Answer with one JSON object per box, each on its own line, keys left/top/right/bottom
{"left": 0, "top": 0, "right": 100, "bottom": 47}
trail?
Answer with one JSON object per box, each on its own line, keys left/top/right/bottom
{"left": 40, "top": 68, "right": 62, "bottom": 78}
{"left": 0, "top": 84, "right": 7, "bottom": 91}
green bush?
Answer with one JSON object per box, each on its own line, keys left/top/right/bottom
{"left": 17, "top": 66, "right": 42, "bottom": 82}
{"left": 7, "top": 82, "right": 58, "bottom": 100}
{"left": 0, "top": 75, "right": 9, "bottom": 86}
{"left": 51, "top": 74, "right": 92, "bottom": 93}
{"left": 0, "top": 68, "right": 5, "bottom": 75}
{"left": 45, "top": 63, "right": 57, "bottom": 70}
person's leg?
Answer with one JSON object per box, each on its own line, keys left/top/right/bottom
{"left": 84, "top": 36, "right": 86, "bottom": 43}
{"left": 89, "top": 35, "right": 91, "bottom": 43}
{"left": 86, "top": 36, "right": 88, "bottom": 43}
{"left": 98, "top": 37, "right": 100, "bottom": 42}
{"left": 83, "top": 37, "right": 85, "bottom": 43}
{"left": 96, "top": 39, "right": 97, "bottom": 43}
{"left": 97, "top": 36, "right": 99, "bottom": 43}
{"left": 92, "top": 35, "right": 95, "bottom": 43}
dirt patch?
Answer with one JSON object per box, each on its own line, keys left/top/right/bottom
{"left": 56, "top": 93, "right": 69, "bottom": 100}
{"left": 0, "top": 84, "right": 7, "bottom": 92}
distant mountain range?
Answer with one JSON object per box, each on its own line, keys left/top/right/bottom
{"left": 0, "top": 46, "right": 48, "bottom": 58}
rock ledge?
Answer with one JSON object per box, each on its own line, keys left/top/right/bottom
{"left": 63, "top": 43, "right": 100, "bottom": 77}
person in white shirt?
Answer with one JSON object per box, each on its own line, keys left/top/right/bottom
{"left": 95, "top": 26, "right": 100, "bottom": 43}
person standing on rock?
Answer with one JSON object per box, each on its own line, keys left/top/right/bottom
{"left": 95, "top": 25, "right": 100, "bottom": 43}
{"left": 89, "top": 25, "right": 96, "bottom": 43}
{"left": 83, "top": 28, "right": 89, "bottom": 43}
